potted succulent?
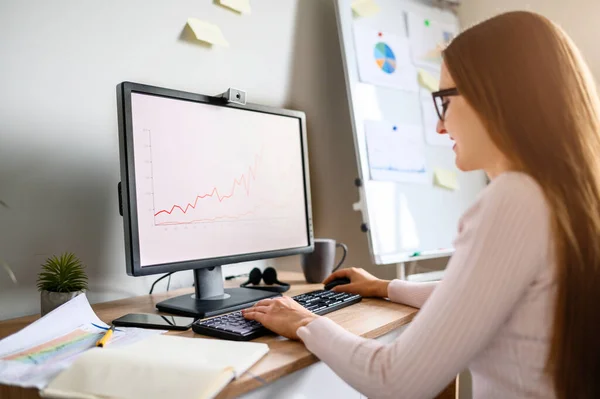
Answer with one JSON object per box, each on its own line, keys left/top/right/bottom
{"left": 37, "top": 252, "right": 89, "bottom": 316}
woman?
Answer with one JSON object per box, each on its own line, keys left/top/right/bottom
{"left": 243, "top": 11, "right": 600, "bottom": 398}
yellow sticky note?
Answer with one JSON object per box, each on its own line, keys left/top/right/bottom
{"left": 218, "top": 0, "right": 251, "bottom": 14}
{"left": 418, "top": 69, "right": 440, "bottom": 92}
{"left": 351, "top": 0, "right": 380, "bottom": 18}
{"left": 434, "top": 168, "right": 458, "bottom": 190}
{"left": 186, "top": 18, "right": 230, "bottom": 47}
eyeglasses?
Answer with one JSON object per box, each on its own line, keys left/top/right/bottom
{"left": 432, "top": 88, "right": 459, "bottom": 121}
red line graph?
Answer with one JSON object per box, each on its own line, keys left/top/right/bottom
{"left": 154, "top": 187, "right": 296, "bottom": 226}
{"left": 153, "top": 152, "right": 263, "bottom": 218}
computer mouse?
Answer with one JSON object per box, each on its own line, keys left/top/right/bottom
{"left": 324, "top": 277, "right": 351, "bottom": 291}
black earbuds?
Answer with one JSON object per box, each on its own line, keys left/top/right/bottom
{"left": 240, "top": 267, "right": 290, "bottom": 293}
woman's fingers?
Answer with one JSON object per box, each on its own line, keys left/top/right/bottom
{"left": 254, "top": 298, "right": 274, "bottom": 307}
{"left": 243, "top": 310, "right": 266, "bottom": 323}
{"left": 323, "top": 268, "right": 351, "bottom": 285}
{"left": 331, "top": 283, "right": 359, "bottom": 294}
{"left": 246, "top": 305, "right": 270, "bottom": 314}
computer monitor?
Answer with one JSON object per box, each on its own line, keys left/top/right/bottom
{"left": 116, "top": 82, "right": 314, "bottom": 318}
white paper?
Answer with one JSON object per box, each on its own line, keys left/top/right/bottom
{"left": 41, "top": 335, "right": 269, "bottom": 399}
{"left": 0, "top": 294, "right": 105, "bottom": 356}
{"left": 114, "top": 335, "right": 268, "bottom": 379}
{"left": 407, "top": 12, "right": 458, "bottom": 71}
{"left": 365, "top": 120, "right": 428, "bottom": 183}
{"left": 353, "top": 27, "right": 418, "bottom": 92}
{"left": 0, "top": 294, "right": 164, "bottom": 389}
{"left": 420, "top": 90, "right": 454, "bottom": 147}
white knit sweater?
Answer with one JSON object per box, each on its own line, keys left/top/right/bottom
{"left": 297, "top": 172, "right": 556, "bottom": 398}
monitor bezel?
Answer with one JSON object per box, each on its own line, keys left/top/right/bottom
{"left": 117, "top": 81, "right": 314, "bottom": 277}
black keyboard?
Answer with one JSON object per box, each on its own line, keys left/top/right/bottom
{"left": 192, "top": 290, "right": 362, "bottom": 341}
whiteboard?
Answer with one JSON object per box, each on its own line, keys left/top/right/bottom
{"left": 334, "top": 0, "right": 487, "bottom": 264}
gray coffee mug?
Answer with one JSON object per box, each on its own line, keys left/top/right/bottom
{"left": 301, "top": 238, "right": 348, "bottom": 283}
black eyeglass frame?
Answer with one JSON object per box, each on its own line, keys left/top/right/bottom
{"left": 431, "top": 88, "right": 459, "bottom": 121}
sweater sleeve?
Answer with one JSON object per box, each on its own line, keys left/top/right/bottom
{"left": 387, "top": 279, "right": 438, "bottom": 308}
{"left": 296, "top": 173, "right": 550, "bottom": 399}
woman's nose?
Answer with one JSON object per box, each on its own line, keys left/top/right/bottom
{"left": 436, "top": 118, "right": 447, "bottom": 135}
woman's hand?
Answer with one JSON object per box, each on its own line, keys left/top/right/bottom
{"left": 242, "top": 297, "right": 319, "bottom": 340}
{"left": 323, "top": 267, "right": 390, "bottom": 298}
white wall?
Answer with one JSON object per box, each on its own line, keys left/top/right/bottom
{"left": 0, "top": 0, "right": 400, "bottom": 320}
{"left": 0, "top": 0, "right": 290, "bottom": 318}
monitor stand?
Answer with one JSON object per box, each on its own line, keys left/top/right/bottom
{"left": 155, "top": 266, "right": 279, "bottom": 319}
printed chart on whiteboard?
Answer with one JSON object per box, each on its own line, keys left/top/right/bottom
{"left": 365, "top": 120, "right": 428, "bottom": 184}
{"left": 353, "top": 26, "right": 418, "bottom": 92}
{"left": 130, "top": 93, "right": 309, "bottom": 266}
{"left": 407, "top": 12, "right": 458, "bottom": 72}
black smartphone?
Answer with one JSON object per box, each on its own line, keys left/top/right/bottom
{"left": 112, "top": 313, "right": 195, "bottom": 331}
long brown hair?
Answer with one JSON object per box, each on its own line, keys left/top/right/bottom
{"left": 443, "top": 11, "right": 600, "bottom": 398}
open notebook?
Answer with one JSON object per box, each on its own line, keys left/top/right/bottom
{"left": 40, "top": 335, "right": 269, "bottom": 399}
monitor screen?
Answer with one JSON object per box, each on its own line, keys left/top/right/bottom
{"left": 124, "top": 90, "right": 311, "bottom": 270}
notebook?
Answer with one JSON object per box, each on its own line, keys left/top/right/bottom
{"left": 39, "top": 335, "right": 269, "bottom": 399}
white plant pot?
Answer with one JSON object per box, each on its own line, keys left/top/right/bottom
{"left": 40, "top": 290, "right": 84, "bottom": 316}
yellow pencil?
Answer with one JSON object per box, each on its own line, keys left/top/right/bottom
{"left": 96, "top": 325, "right": 115, "bottom": 347}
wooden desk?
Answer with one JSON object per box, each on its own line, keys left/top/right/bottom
{"left": 0, "top": 272, "right": 454, "bottom": 399}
